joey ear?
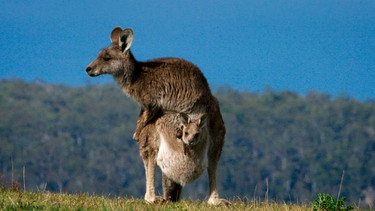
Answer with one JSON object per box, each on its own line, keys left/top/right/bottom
{"left": 199, "top": 114, "right": 208, "bottom": 127}
{"left": 179, "top": 113, "right": 190, "bottom": 125}
{"left": 110, "top": 27, "right": 123, "bottom": 45}
{"left": 119, "top": 28, "right": 134, "bottom": 53}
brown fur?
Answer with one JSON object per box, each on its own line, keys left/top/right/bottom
{"left": 138, "top": 113, "right": 228, "bottom": 203}
{"left": 156, "top": 113, "right": 209, "bottom": 186}
{"left": 86, "top": 27, "right": 228, "bottom": 205}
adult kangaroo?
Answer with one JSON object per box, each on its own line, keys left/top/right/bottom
{"left": 86, "top": 27, "right": 228, "bottom": 205}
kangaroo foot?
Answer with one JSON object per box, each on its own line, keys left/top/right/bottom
{"left": 145, "top": 195, "right": 163, "bottom": 204}
{"left": 207, "top": 197, "right": 231, "bottom": 205}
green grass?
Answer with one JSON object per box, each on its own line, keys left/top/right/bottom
{"left": 312, "top": 193, "right": 354, "bottom": 211}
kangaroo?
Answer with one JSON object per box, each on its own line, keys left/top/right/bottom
{"left": 86, "top": 27, "right": 228, "bottom": 205}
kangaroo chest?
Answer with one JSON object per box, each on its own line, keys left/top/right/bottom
{"left": 156, "top": 134, "right": 208, "bottom": 186}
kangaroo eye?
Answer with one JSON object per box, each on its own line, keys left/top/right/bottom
{"left": 185, "top": 132, "right": 189, "bottom": 136}
{"left": 103, "top": 56, "right": 111, "bottom": 61}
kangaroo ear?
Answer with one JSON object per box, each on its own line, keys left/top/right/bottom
{"left": 110, "top": 27, "right": 123, "bottom": 45}
{"left": 119, "top": 28, "right": 134, "bottom": 53}
{"left": 179, "top": 113, "right": 190, "bottom": 125}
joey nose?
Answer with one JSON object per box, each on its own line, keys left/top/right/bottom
{"left": 188, "top": 139, "right": 195, "bottom": 145}
{"left": 86, "top": 66, "right": 92, "bottom": 73}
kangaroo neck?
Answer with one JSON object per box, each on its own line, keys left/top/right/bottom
{"left": 113, "top": 51, "right": 139, "bottom": 93}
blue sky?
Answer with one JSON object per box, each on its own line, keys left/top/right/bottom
{"left": 1, "top": 1, "right": 374, "bottom": 100}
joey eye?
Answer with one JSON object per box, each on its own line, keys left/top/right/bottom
{"left": 184, "top": 132, "right": 189, "bottom": 136}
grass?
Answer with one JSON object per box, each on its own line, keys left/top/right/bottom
{"left": 0, "top": 176, "right": 366, "bottom": 210}
{"left": 312, "top": 193, "right": 354, "bottom": 211}
{"left": 0, "top": 189, "right": 313, "bottom": 211}
{"left": 1, "top": 189, "right": 367, "bottom": 211}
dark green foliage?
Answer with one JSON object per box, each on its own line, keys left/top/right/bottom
{"left": 312, "top": 193, "right": 353, "bottom": 211}
{"left": 0, "top": 80, "right": 374, "bottom": 207}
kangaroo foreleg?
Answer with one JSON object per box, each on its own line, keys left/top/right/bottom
{"left": 133, "top": 107, "right": 161, "bottom": 141}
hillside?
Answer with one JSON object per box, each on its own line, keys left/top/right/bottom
{"left": 0, "top": 80, "right": 374, "bottom": 207}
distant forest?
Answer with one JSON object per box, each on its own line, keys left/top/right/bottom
{"left": 0, "top": 80, "right": 374, "bottom": 206}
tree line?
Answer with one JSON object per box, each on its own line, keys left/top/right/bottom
{"left": 0, "top": 79, "right": 374, "bottom": 205}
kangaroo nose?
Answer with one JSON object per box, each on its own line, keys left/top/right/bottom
{"left": 86, "top": 66, "right": 92, "bottom": 73}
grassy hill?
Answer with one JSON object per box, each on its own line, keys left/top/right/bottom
{"left": 1, "top": 80, "right": 374, "bottom": 209}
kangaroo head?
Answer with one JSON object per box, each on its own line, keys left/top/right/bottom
{"left": 86, "top": 27, "right": 134, "bottom": 77}
{"left": 179, "top": 113, "right": 207, "bottom": 146}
